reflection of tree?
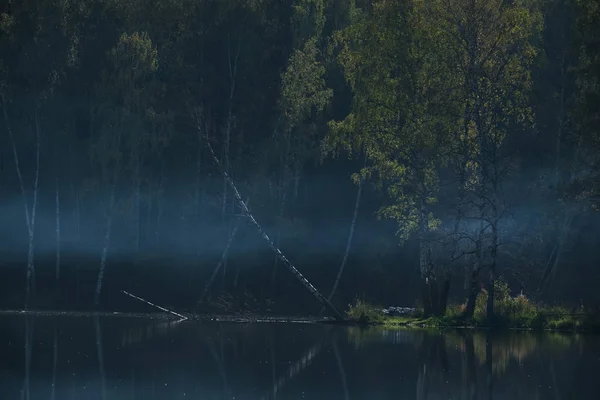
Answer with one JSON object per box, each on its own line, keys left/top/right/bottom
{"left": 121, "top": 319, "right": 185, "bottom": 347}
{"left": 333, "top": 340, "right": 350, "bottom": 400}
{"left": 205, "top": 335, "right": 230, "bottom": 398}
{"left": 260, "top": 328, "right": 334, "bottom": 400}
{"left": 462, "top": 333, "right": 478, "bottom": 400}
{"left": 94, "top": 317, "right": 107, "bottom": 400}
{"left": 21, "top": 316, "right": 33, "bottom": 400}
{"left": 260, "top": 341, "right": 324, "bottom": 400}
{"left": 416, "top": 332, "right": 450, "bottom": 400}
{"left": 347, "top": 326, "right": 413, "bottom": 348}
{"left": 51, "top": 323, "right": 58, "bottom": 400}
{"left": 447, "top": 332, "right": 579, "bottom": 376}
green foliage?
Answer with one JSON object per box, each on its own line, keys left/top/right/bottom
{"left": 473, "top": 278, "right": 541, "bottom": 326}
{"left": 326, "top": 0, "right": 452, "bottom": 243}
{"left": 280, "top": 37, "right": 332, "bottom": 127}
{"left": 346, "top": 298, "right": 384, "bottom": 323}
{"left": 435, "top": 278, "right": 597, "bottom": 331}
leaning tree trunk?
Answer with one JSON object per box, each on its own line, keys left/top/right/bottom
{"left": 94, "top": 180, "right": 117, "bottom": 307}
{"left": 222, "top": 39, "right": 239, "bottom": 220}
{"left": 204, "top": 139, "right": 343, "bottom": 320}
{"left": 199, "top": 197, "right": 251, "bottom": 304}
{"left": 326, "top": 157, "right": 365, "bottom": 305}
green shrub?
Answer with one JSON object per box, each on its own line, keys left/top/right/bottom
{"left": 346, "top": 298, "right": 384, "bottom": 324}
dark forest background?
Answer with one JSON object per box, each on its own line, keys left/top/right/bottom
{"left": 0, "top": 0, "right": 599, "bottom": 316}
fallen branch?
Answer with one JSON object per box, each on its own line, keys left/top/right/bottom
{"left": 121, "top": 290, "right": 188, "bottom": 321}
{"left": 204, "top": 139, "right": 343, "bottom": 320}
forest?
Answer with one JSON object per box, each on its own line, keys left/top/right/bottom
{"left": 0, "top": 0, "right": 599, "bottom": 323}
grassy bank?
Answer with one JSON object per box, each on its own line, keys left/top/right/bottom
{"left": 346, "top": 282, "right": 600, "bottom": 333}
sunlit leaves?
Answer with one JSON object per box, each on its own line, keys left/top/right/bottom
{"left": 326, "top": 0, "right": 451, "bottom": 241}
{"left": 292, "top": 0, "right": 326, "bottom": 46}
{"left": 280, "top": 37, "right": 332, "bottom": 127}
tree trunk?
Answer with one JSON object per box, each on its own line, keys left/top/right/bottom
{"left": 327, "top": 157, "right": 365, "bottom": 304}
{"left": 540, "top": 209, "right": 574, "bottom": 293}
{"left": 134, "top": 155, "right": 141, "bottom": 258}
{"left": 222, "top": 39, "right": 239, "bottom": 219}
{"left": 199, "top": 197, "right": 250, "bottom": 304}
{"left": 436, "top": 275, "right": 451, "bottom": 316}
{"left": 155, "top": 161, "right": 165, "bottom": 243}
{"left": 554, "top": 40, "right": 567, "bottom": 189}
{"left": 419, "top": 196, "right": 433, "bottom": 316}
{"left": 75, "top": 190, "right": 81, "bottom": 302}
{"left": 2, "top": 101, "right": 41, "bottom": 308}
{"left": 55, "top": 178, "right": 61, "bottom": 283}
{"left": 195, "top": 126, "right": 203, "bottom": 219}
{"left": 464, "top": 263, "right": 480, "bottom": 319}
{"left": 486, "top": 271, "right": 495, "bottom": 323}
{"left": 94, "top": 181, "right": 116, "bottom": 307}
{"left": 204, "top": 140, "right": 343, "bottom": 320}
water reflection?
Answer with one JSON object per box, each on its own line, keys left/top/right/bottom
{"left": 0, "top": 316, "right": 598, "bottom": 399}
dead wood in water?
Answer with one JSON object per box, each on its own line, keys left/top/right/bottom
{"left": 203, "top": 137, "right": 343, "bottom": 320}
{"left": 121, "top": 290, "right": 188, "bottom": 320}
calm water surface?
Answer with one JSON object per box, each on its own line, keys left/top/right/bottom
{"left": 1, "top": 316, "right": 599, "bottom": 399}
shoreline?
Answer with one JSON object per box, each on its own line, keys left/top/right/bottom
{"left": 0, "top": 309, "right": 336, "bottom": 324}
{"left": 1, "top": 309, "right": 598, "bottom": 333}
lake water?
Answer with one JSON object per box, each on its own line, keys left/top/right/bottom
{"left": 1, "top": 316, "right": 599, "bottom": 399}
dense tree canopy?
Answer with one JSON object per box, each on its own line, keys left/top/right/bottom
{"left": 0, "top": 0, "right": 599, "bottom": 315}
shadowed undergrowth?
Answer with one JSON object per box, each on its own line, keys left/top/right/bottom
{"left": 346, "top": 280, "right": 600, "bottom": 332}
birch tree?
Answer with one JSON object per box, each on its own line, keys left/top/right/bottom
{"left": 92, "top": 31, "right": 158, "bottom": 305}
{"left": 327, "top": 0, "right": 455, "bottom": 316}
{"left": 1, "top": 100, "right": 41, "bottom": 308}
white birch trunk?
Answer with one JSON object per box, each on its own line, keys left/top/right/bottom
{"left": 204, "top": 140, "right": 342, "bottom": 319}
{"left": 2, "top": 102, "right": 41, "bottom": 308}
{"left": 195, "top": 127, "right": 203, "bottom": 218}
{"left": 222, "top": 40, "right": 240, "bottom": 219}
